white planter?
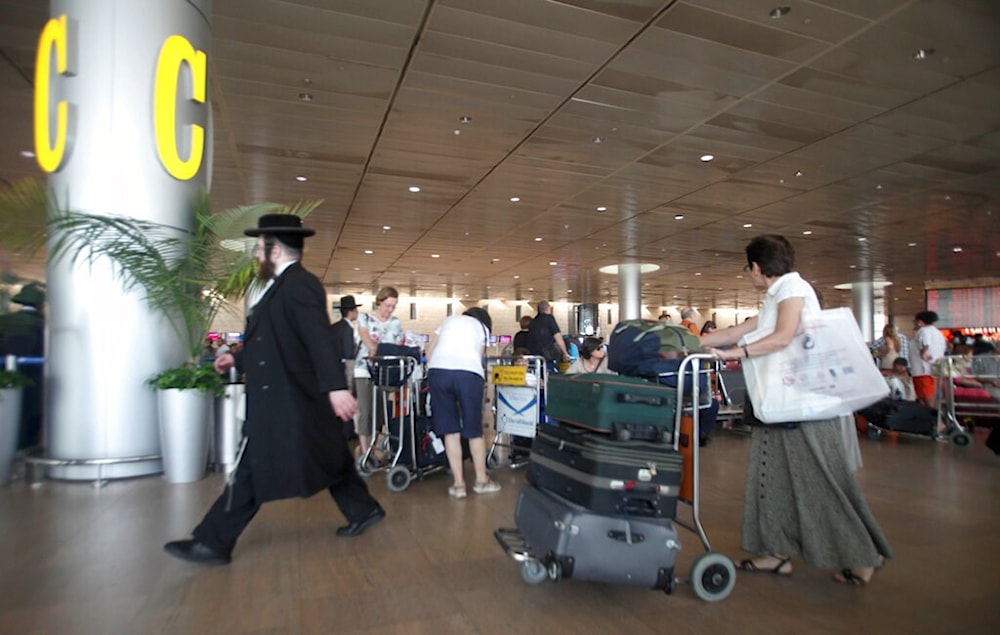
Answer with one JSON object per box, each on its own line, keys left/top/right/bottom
{"left": 0, "top": 388, "right": 23, "bottom": 486}
{"left": 157, "top": 388, "right": 212, "bottom": 484}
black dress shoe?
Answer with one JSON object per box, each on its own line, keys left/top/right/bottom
{"left": 336, "top": 506, "right": 386, "bottom": 537}
{"left": 163, "top": 539, "right": 231, "bottom": 566}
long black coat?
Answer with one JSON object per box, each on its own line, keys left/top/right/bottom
{"left": 236, "top": 262, "right": 350, "bottom": 503}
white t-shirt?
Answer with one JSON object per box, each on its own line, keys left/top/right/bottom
{"left": 427, "top": 315, "right": 488, "bottom": 377}
{"left": 909, "top": 325, "right": 946, "bottom": 377}
{"left": 744, "top": 271, "right": 820, "bottom": 341}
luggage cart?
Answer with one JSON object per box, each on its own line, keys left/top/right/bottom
{"left": 486, "top": 355, "right": 546, "bottom": 471}
{"left": 495, "top": 354, "right": 737, "bottom": 603}
{"left": 863, "top": 355, "right": 978, "bottom": 446}
{"left": 355, "top": 355, "right": 448, "bottom": 492}
{"left": 937, "top": 354, "right": 1000, "bottom": 440}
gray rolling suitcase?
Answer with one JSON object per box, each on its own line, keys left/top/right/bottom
{"left": 514, "top": 484, "right": 679, "bottom": 589}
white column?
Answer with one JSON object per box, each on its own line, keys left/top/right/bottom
{"left": 618, "top": 263, "right": 642, "bottom": 321}
{"left": 43, "top": 0, "right": 212, "bottom": 479}
{"left": 852, "top": 282, "right": 875, "bottom": 342}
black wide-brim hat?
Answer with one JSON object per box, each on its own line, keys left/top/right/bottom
{"left": 244, "top": 213, "right": 316, "bottom": 238}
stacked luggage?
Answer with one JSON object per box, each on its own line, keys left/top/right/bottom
{"left": 495, "top": 359, "right": 736, "bottom": 602}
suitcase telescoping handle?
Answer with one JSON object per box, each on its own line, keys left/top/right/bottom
{"left": 615, "top": 393, "right": 667, "bottom": 407}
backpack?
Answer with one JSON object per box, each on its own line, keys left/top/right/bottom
{"left": 607, "top": 319, "right": 701, "bottom": 377}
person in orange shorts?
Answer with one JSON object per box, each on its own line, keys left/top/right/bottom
{"left": 908, "top": 311, "right": 947, "bottom": 409}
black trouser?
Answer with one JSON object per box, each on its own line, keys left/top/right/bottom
{"left": 192, "top": 444, "right": 380, "bottom": 556}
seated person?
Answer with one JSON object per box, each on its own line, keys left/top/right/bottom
{"left": 565, "top": 337, "right": 612, "bottom": 374}
{"left": 885, "top": 357, "right": 916, "bottom": 401}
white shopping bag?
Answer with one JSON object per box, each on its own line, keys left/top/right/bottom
{"left": 740, "top": 307, "right": 888, "bottom": 424}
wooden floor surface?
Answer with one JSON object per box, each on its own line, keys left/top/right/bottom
{"left": 1, "top": 427, "right": 999, "bottom": 634}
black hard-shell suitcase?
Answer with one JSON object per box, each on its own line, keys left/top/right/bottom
{"left": 528, "top": 425, "right": 681, "bottom": 519}
{"left": 514, "top": 484, "right": 679, "bottom": 589}
{"left": 546, "top": 373, "right": 676, "bottom": 441}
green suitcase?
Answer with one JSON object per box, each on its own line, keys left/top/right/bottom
{"left": 546, "top": 373, "right": 677, "bottom": 442}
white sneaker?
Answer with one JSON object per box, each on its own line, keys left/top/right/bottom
{"left": 473, "top": 480, "right": 501, "bottom": 495}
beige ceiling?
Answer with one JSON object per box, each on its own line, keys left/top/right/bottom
{"left": 2, "top": 0, "right": 999, "bottom": 319}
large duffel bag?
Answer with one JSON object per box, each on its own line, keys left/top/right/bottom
{"left": 607, "top": 320, "right": 700, "bottom": 377}
{"left": 528, "top": 424, "right": 681, "bottom": 519}
{"left": 546, "top": 373, "right": 676, "bottom": 441}
{"left": 514, "top": 484, "right": 679, "bottom": 590}
{"left": 858, "top": 398, "right": 937, "bottom": 435}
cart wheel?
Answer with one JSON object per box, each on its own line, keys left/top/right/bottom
{"left": 614, "top": 426, "right": 632, "bottom": 442}
{"left": 521, "top": 560, "right": 547, "bottom": 585}
{"left": 689, "top": 553, "right": 736, "bottom": 602}
{"left": 950, "top": 431, "right": 972, "bottom": 447}
{"left": 386, "top": 465, "right": 411, "bottom": 492}
{"left": 658, "top": 429, "right": 672, "bottom": 444}
{"left": 547, "top": 560, "right": 562, "bottom": 581}
{"left": 355, "top": 455, "right": 377, "bottom": 477}
{"left": 867, "top": 427, "right": 882, "bottom": 441}
{"left": 663, "top": 574, "right": 677, "bottom": 595}
{"left": 486, "top": 453, "right": 500, "bottom": 471}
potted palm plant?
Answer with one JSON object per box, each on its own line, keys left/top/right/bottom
{"left": 41, "top": 191, "right": 322, "bottom": 482}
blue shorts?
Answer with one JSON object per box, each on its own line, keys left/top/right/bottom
{"left": 428, "top": 368, "right": 485, "bottom": 439}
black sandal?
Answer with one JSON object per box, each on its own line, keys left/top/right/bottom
{"left": 834, "top": 569, "right": 870, "bottom": 586}
{"left": 739, "top": 556, "right": 792, "bottom": 576}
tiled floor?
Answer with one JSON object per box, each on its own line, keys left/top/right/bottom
{"left": 1, "top": 427, "right": 999, "bottom": 634}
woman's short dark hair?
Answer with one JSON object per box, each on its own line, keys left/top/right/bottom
{"left": 746, "top": 234, "right": 795, "bottom": 277}
{"left": 699, "top": 320, "right": 717, "bottom": 335}
{"left": 579, "top": 337, "right": 604, "bottom": 359}
{"left": 519, "top": 315, "right": 533, "bottom": 329}
{"left": 463, "top": 307, "right": 492, "bottom": 332}
{"left": 916, "top": 311, "right": 939, "bottom": 325}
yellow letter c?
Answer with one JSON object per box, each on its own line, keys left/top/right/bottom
{"left": 154, "top": 35, "right": 206, "bottom": 181}
{"left": 34, "top": 15, "right": 70, "bottom": 173}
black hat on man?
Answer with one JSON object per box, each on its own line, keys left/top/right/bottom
{"left": 338, "top": 295, "right": 359, "bottom": 312}
{"left": 245, "top": 214, "right": 315, "bottom": 250}
{"left": 12, "top": 282, "right": 45, "bottom": 308}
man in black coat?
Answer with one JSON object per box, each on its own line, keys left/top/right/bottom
{"left": 164, "top": 215, "right": 385, "bottom": 566}
{"left": 0, "top": 282, "right": 45, "bottom": 449}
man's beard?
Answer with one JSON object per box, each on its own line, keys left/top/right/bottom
{"left": 257, "top": 255, "right": 276, "bottom": 281}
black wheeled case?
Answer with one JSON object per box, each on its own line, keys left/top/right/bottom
{"left": 545, "top": 373, "right": 676, "bottom": 441}
{"left": 859, "top": 398, "right": 937, "bottom": 435}
{"left": 514, "top": 484, "right": 679, "bottom": 589}
{"left": 528, "top": 424, "right": 681, "bottom": 519}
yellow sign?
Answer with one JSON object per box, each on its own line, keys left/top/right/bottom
{"left": 34, "top": 15, "right": 70, "bottom": 173}
{"left": 492, "top": 366, "right": 528, "bottom": 386}
{"left": 32, "top": 14, "right": 207, "bottom": 181}
{"left": 154, "top": 35, "right": 207, "bottom": 181}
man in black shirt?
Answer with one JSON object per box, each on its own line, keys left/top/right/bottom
{"left": 331, "top": 295, "right": 360, "bottom": 391}
{"left": 527, "top": 301, "right": 569, "bottom": 363}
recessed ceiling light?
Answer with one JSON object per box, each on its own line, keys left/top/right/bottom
{"left": 794, "top": 170, "right": 804, "bottom": 177}
{"left": 952, "top": 246, "right": 963, "bottom": 253}
{"left": 549, "top": 261, "right": 558, "bottom": 266}
{"left": 694, "top": 272, "right": 702, "bottom": 276}
{"left": 568, "top": 290, "right": 573, "bottom": 294}
{"left": 298, "top": 92, "right": 313, "bottom": 102}
{"left": 592, "top": 137, "right": 604, "bottom": 144}
{"left": 674, "top": 214, "right": 684, "bottom": 220}
{"left": 459, "top": 115, "right": 472, "bottom": 124}
{"left": 382, "top": 225, "right": 391, "bottom": 230}
{"left": 905, "top": 287, "right": 913, "bottom": 291}
{"left": 596, "top": 206, "right": 607, "bottom": 212}
{"left": 700, "top": 154, "right": 714, "bottom": 162}
{"left": 849, "top": 265, "right": 857, "bottom": 269}
{"left": 513, "top": 275, "right": 520, "bottom": 279}
{"left": 802, "top": 230, "right": 813, "bottom": 235}
{"left": 743, "top": 223, "right": 753, "bottom": 228}
{"left": 408, "top": 185, "right": 421, "bottom": 193}
{"left": 491, "top": 258, "right": 500, "bottom": 263}
{"left": 858, "top": 237, "right": 867, "bottom": 242}
{"left": 353, "top": 267, "right": 360, "bottom": 271}
{"left": 913, "top": 48, "right": 935, "bottom": 60}
{"left": 769, "top": 6, "right": 790, "bottom": 19}
{"left": 510, "top": 196, "right": 520, "bottom": 203}
{"left": 534, "top": 237, "right": 543, "bottom": 242}
{"left": 875, "top": 184, "right": 884, "bottom": 190}
{"left": 453, "top": 129, "right": 461, "bottom": 135}
{"left": 19, "top": 150, "right": 34, "bottom": 158}
{"left": 908, "top": 242, "right": 917, "bottom": 247}
{"left": 431, "top": 254, "right": 440, "bottom": 258}
{"left": 364, "top": 250, "right": 373, "bottom": 255}
{"left": 528, "top": 287, "right": 534, "bottom": 291}
{"left": 295, "top": 175, "right": 308, "bottom": 182}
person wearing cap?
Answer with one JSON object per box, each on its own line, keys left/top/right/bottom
{"left": 0, "top": 282, "right": 45, "bottom": 449}
{"left": 164, "top": 214, "right": 385, "bottom": 567}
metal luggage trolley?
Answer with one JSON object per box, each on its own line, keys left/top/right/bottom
{"left": 356, "top": 354, "right": 446, "bottom": 492}
{"left": 937, "top": 354, "right": 1000, "bottom": 441}
{"left": 486, "top": 355, "right": 547, "bottom": 471}
{"left": 495, "top": 354, "right": 737, "bottom": 603}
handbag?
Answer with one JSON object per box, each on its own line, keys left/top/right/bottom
{"left": 740, "top": 307, "right": 889, "bottom": 424}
